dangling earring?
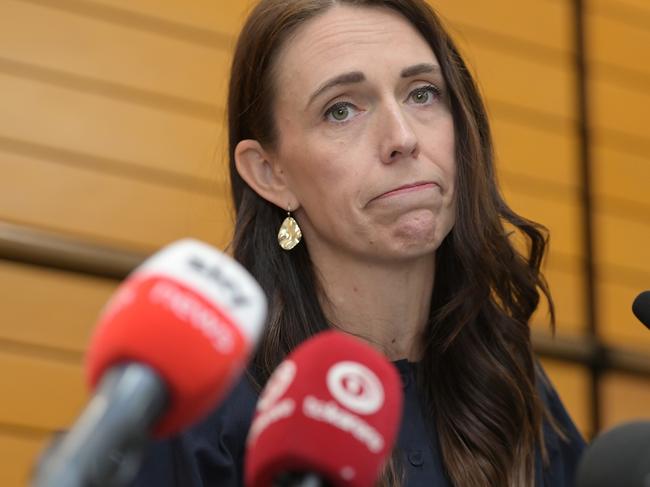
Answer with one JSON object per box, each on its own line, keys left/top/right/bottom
{"left": 277, "top": 206, "right": 302, "bottom": 250}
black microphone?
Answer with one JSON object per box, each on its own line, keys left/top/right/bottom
{"left": 632, "top": 291, "right": 650, "bottom": 329}
{"left": 575, "top": 421, "right": 650, "bottom": 487}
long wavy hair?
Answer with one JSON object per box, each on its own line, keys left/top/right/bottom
{"left": 228, "top": 1, "right": 556, "bottom": 485}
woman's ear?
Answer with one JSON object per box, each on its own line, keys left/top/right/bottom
{"left": 234, "top": 139, "right": 299, "bottom": 210}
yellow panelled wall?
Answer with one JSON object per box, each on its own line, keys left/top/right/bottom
{"left": 0, "top": 0, "right": 648, "bottom": 485}
{"left": 588, "top": 0, "right": 650, "bottom": 358}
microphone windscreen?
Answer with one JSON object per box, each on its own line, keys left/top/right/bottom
{"left": 632, "top": 290, "right": 650, "bottom": 329}
{"left": 245, "top": 330, "right": 403, "bottom": 487}
{"left": 85, "top": 239, "right": 267, "bottom": 437}
{"left": 575, "top": 421, "right": 650, "bottom": 487}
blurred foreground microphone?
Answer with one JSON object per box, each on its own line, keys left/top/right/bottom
{"left": 245, "top": 331, "right": 403, "bottom": 487}
{"left": 33, "top": 239, "right": 267, "bottom": 487}
{"left": 632, "top": 291, "right": 650, "bottom": 329}
{"left": 575, "top": 421, "right": 650, "bottom": 487}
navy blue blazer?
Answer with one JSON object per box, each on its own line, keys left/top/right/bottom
{"left": 132, "top": 360, "right": 585, "bottom": 486}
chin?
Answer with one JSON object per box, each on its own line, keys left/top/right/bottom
{"left": 394, "top": 222, "right": 437, "bottom": 245}
{"left": 388, "top": 221, "right": 452, "bottom": 260}
{"left": 377, "top": 235, "right": 441, "bottom": 262}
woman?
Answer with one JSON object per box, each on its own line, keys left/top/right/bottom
{"left": 134, "top": 0, "right": 585, "bottom": 485}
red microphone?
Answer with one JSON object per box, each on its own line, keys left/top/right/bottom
{"left": 33, "top": 239, "right": 267, "bottom": 487}
{"left": 245, "top": 330, "right": 403, "bottom": 487}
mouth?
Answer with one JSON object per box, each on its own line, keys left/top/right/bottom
{"left": 373, "top": 181, "right": 439, "bottom": 201}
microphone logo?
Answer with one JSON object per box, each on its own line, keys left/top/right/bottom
{"left": 326, "top": 361, "right": 384, "bottom": 415}
{"left": 248, "top": 360, "right": 297, "bottom": 444}
{"left": 187, "top": 255, "right": 251, "bottom": 307}
{"left": 257, "top": 360, "right": 296, "bottom": 411}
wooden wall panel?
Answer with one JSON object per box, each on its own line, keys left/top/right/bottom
{"left": 0, "top": 433, "right": 47, "bottom": 487}
{"left": 592, "top": 79, "right": 650, "bottom": 142}
{"left": 589, "top": 0, "right": 649, "bottom": 184}
{"left": 86, "top": 0, "right": 572, "bottom": 54}
{"left": 500, "top": 186, "right": 581, "bottom": 259}
{"left": 587, "top": 0, "right": 650, "bottom": 353}
{"left": 455, "top": 40, "right": 574, "bottom": 121}
{"left": 587, "top": 0, "right": 650, "bottom": 356}
{"left": 601, "top": 373, "right": 650, "bottom": 430}
{"left": 492, "top": 118, "right": 578, "bottom": 190}
{"left": 593, "top": 146, "right": 650, "bottom": 205}
{"left": 0, "top": 352, "right": 85, "bottom": 431}
{"left": 591, "top": 0, "right": 650, "bottom": 17}
{"left": 432, "top": 0, "right": 571, "bottom": 52}
{"left": 595, "top": 213, "right": 650, "bottom": 276}
{"left": 540, "top": 359, "right": 591, "bottom": 438}
{"left": 1, "top": 0, "right": 231, "bottom": 106}
{"left": 85, "top": 0, "right": 255, "bottom": 37}
{"left": 589, "top": 4, "right": 650, "bottom": 76}
{"left": 0, "top": 260, "right": 116, "bottom": 352}
{"left": 0, "top": 0, "right": 647, "bottom": 484}
{"left": 447, "top": 0, "right": 588, "bottom": 349}
{"left": 0, "top": 28, "right": 577, "bottom": 183}
{"left": 0, "top": 150, "right": 232, "bottom": 250}
{"left": 531, "top": 264, "right": 586, "bottom": 335}
{"left": 0, "top": 73, "right": 223, "bottom": 183}
{"left": 450, "top": 0, "right": 582, "bottom": 354}
{"left": 599, "top": 279, "right": 650, "bottom": 348}
{"left": 0, "top": 350, "right": 85, "bottom": 484}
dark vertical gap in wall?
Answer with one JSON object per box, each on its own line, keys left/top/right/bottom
{"left": 574, "top": 0, "right": 601, "bottom": 437}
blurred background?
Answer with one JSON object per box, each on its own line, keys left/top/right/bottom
{"left": 0, "top": 0, "right": 648, "bottom": 485}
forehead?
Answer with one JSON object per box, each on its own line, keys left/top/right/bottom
{"left": 273, "top": 5, "right": 438, "bottom": 98}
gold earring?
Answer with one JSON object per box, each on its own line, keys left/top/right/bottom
{"left": 277, "top": 206, "right": 302, "bottom": 250}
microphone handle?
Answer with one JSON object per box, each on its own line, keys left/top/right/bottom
{"left": 294, "top": 474, "right": 323, "bottom": 487}
{"left": 274, "top": 472, "right": 331, "bottom": 487}
{"left": 32, "top": 363, "right": 167, "bottom": 487}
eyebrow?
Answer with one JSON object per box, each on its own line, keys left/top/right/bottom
{"left": 307, "top": 71, "right": 365, "bottom": 107}
{"left": 400, "top": 62, "right": 440, "bottom": 78}
{"left": 306, "top": 63, "right": 441, "bottom": 108}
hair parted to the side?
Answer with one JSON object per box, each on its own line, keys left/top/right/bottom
{"left": 228, "top": 1, "right": 557, "bottom": 485}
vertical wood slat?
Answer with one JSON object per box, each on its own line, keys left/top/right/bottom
{"left": 574, "top": 0, "right": 602, "bottom": 436}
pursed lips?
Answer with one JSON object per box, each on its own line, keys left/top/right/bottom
{"left": 372, "top": 181, "right": 439, "bottom": 201}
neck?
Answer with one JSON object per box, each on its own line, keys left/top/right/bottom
{"left": 311, "top": 249, "right": 435, "bottom": 362}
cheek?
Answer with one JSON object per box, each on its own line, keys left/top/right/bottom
{"left": 283, "top": 154, "right": 347, "bottom": 214}
{"left": 287, "top": 135, "right": 361, "bottom": 193}
{"left": 439, "top": 119, "right": 457, "bottom": 171}
{"left": 432, "top": 121, "right": 457, "bottom": 196}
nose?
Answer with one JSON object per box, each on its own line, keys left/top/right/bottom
{"left": 378, "top": 103, "right": 419, "bottom": 164}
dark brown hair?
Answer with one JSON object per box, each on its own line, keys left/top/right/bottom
{"left": 228, "top": 1, "right": 555, "bottom": 485}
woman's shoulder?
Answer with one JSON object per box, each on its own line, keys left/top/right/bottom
{"left": 131, "top": 373, "right": 259, "bottom": 487}
{"left": 535, "top": 363, "right": 586, "bottom": 486}
{"left": 192, "top": 372, "right": 260, "bottom": 443}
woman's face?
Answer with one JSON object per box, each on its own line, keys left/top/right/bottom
{"left": 270, "top": 5, "right": 456, "bottom": 263}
